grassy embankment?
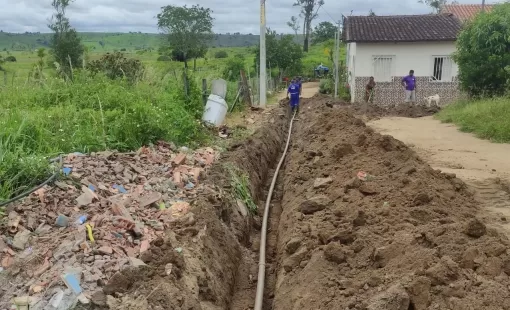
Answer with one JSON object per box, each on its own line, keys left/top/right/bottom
{"left": 0, "top": 43, "right": 333, "bottom": 201}
{"left": 436, "top": 97, "right": 510, "bottom": 143}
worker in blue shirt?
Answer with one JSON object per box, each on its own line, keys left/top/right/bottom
{"left": 296, "top": 76, "right": 303, "bottom": 97}
{"left": 287, "top": 79, "right": 300, "bottom": 113}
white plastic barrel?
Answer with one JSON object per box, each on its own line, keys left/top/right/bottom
{"left": 202, "top": 94, "right": 228, "bottom": 126}
{"left": 211, "top": 79, "right": 227, "bottom": 99}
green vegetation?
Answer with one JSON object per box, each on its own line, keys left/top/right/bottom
{"left": 87, "top": 52, "right": 144, "bottom": 83}
{"left": 227, "top": 165, "right": 257, "bottom": 215}
{"left": 436, "top": 97, "right": 510, "bottom": 142}
{"left": 0, "top": 73, "right": 206, "bottom": 199}
{"left": 254, "top": 29, "right": 304, "bottom": 79}
{"left": 157, "top": 4, "right": 213, "bottom": 69}
{"left": 312, "top": 22, "right": 337, "bottom": 45}
{"left": 454, "top": 3, "right": 510, "bottom": 97}
{"left": 0, "top": 32, "right": 295, "bottom": 52}
{"left": 48, "top": 0, "right": 85, "bottom": 79}
{"left": 437, "top": 3, "right": 510, "bottom": 143}
{"left": 214, "top": 50, "right": 228, "bottom": 59}
{"left": 223, "top": 57, "right": 245, "bottom": 81}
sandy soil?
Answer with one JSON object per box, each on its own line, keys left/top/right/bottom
{"left": 369, "top": 116, "right": 510, "bottom": 235}
{"left": 277, "top": 81, "right": 320, "bottom": 100}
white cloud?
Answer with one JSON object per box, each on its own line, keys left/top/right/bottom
{"left": 0, "top": 0, "right": 499, "bottom": 34}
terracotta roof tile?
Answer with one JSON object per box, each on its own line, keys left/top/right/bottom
{"left": 343, "top": 14, "right": 462, "bottom": 43}
{"left": 442, "top": 4, "right": 493, "bottom": 21}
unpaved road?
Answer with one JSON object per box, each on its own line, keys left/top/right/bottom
{"left": 277, "top": 81, "right": 319, "bottom": 100}
{"left": 369, "top": 116, "right": 510, "bottom": 234}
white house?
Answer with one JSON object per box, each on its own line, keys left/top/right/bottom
{"left": 343, "top": 14, "right": 463, "bottom": 105}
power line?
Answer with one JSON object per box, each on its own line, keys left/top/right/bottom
{"left": 320, "top": 6, "right": 338, "bottom": 24}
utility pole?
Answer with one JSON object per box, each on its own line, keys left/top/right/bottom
{"left": 334, "top": 20, "right": 341, "bottom": 98}
{"left": 259, "top": 0, "right": 266, "bottom": 108}
{"left": 481, "top": 0, "right": 486, "bottom": 12}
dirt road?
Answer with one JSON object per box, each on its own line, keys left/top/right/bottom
{"left": 369, "top": 116, "right": 510, "bottom": 234}
{"left": 277, "top": 81, "right": 320, "bottom": 100}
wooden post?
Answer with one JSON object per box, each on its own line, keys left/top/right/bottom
{"left": 202, "top": 78, "right": 207, "bottom": 105}
{"left": 240, "top": 70, "right": 252, "bottom": 106}
{"left": 183, "top": 70, "right": 189, "bottom": 98}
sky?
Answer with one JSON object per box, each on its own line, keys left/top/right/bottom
{"left": 0, "top": 0, "right": 499, "bottom": 34}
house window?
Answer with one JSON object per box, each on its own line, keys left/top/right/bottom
{"left": 431, "top": 56, "right": 453, "bottom": 81}
{"left": 372, "top": 56, "right": 394, "bottom": 82}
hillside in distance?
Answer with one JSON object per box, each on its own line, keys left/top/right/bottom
{"left": 0, "top": 31, "right": 303, "bottom": 51}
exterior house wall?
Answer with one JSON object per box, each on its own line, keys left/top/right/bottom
{"left": 349, "top": 41, "right": 460, "bottom": 106}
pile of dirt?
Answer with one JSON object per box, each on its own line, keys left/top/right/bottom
{"left": 272, "top": 98, "right": 510, "bottom": 309}
{"left": 302, "top": 94, "right": 440, "bottom": 119}
{"left": 88, "top": 112, "right": 290, "bottom": 309}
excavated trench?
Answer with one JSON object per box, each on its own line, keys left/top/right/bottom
{"left": 100, "top": 96, "right": 510, "bottom": 310}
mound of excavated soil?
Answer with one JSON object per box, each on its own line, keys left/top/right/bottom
{"left": 0, "top": 108, "right": 289, "bottom": 309}
{"left": 300, "top": 94, "right": 440, "bottom": 119}
{"left": 272, "top": 98, "right": 510, "bottom": 309}
{"left": 97, "top": 112, "right": 289, "bottom": 309}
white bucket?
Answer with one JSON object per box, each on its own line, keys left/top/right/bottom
{"left": 202, "top": 94, "right": 228, "bottom": 127}
{"left": 211, "top": 79, "right": 227, "bottom": 99}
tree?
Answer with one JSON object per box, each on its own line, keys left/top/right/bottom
{"left": 368, "top": 9, "right": 376, "bottom": 16}
{"left": 312, "top": 21, "right": 336, "bottom": 45}
{"left": 454, "top": 3, "right": 510, "bottom": 97}
{"left": 157, "top": 5, "right": 214, "bottom": 69}
{"left": 294, "top": 0, "right": 324, "bottom": 52}
{"left": 418, "top": 0, "right": 458, "bottom": 13}
{"left": 48, "top": 0, "right": 84, "bottom": 79}
{"left": 254, "top": 28, "right": 304, "bottom": 78}
{"left": 287, "top": 16, "right": 301, "bottom": 37}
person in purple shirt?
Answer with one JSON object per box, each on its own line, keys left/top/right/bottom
{"left": 401, "top": 70, "right": 417, "bottom": 103}
{"left": 287, "top": 79, "right": 300, "bottom": 113}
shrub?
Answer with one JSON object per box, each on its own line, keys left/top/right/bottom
{"left": 157, "top": 55, "right": 172, "bottom": 61}
{"left": 319, "top": 79, "right": 333, "bottom": 94}
{"left": 5, "top": 56, "right": 16, "bottom": 62}
{"left": 87, "top": 52, "right": 144, "bottom": 83}
{"left": 222, "top": 57, "right": 245, "bottom": 81}
{"left": 455, "top": 3, "right": 510, "bottom": 97}
{"left": 120, "top": 48, "right": 127, "bottom": 51}
{"left": 214, "top": 50, "right": 228, "bottom": 58}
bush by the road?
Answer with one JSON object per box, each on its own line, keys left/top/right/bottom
{"left": 214, "top": 50, "right": 228, "bottom": 59}
{"left": 454, "top": 3, "right": 510, "bottom": 97}
{"left": 157, "top": 55, "right": 171, "bottom": 61}
{"left": 222, "top": 57, "right": 245, "bottom": 81}
{"left": 436, "top": 97, "right": 510, "bottom": 143}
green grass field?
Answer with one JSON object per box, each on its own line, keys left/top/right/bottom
{"left": 0, "top": 43, "right": 339, "bottom": 86}
{"left": 436, "top": 97, "right": 510, "bottom": 143}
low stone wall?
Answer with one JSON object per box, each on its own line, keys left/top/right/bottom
{"left": 354, "top": 76, "right": 460, "bottom": 106}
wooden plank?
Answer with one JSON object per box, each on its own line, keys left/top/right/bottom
{"left": 240, "top": 70, "right": 252, "bottom": 107}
